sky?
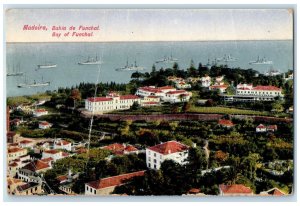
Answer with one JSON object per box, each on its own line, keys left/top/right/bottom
{"left": 5, "top": 9, "right": 293, "bottom": 42}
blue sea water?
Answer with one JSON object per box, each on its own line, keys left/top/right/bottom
{"left": 6, "top": 40, "right": 293, "bottom": 97}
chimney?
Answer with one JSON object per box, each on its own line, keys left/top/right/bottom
{"left": 168, "top": 150, "right": 171, "bottom": 154}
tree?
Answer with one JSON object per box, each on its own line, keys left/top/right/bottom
{"left": 271, "top": 101, "right": 284, "bottom": 112}
{"left": 130, "top": 101, "right": 140, "bottom": 110}
{"left": 185, "top": 147, "right": 207, "bottom": 187}
{"left": 182, "top": 102, "right": 191, "bottom": 112}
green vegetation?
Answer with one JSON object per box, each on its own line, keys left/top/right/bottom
{"left": 189, "top": 106, "right": 269, "bottom": 116}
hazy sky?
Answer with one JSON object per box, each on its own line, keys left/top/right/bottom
{"left": 6, "top": 9, "right": 293, "bottom": 42}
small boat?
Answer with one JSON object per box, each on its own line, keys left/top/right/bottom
{"left": 37, "top": 63, "right": 57, "bottom": 69}
{"left": 249, "top": 56, "right": 273, "bottom": 65}
{"left": 115, "top": 59, "right": 144, "bottom": 71}
{"left": 7, "top": 63, "right": 24, "bottom": 76}
{"left": 17, "top": 75, "right": 50, "bottom": 88}
{"left": 78, "top": 54, "right": 102, "bottom": 65}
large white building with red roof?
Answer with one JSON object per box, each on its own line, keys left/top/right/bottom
{"left": 85, "top": 92, "right": 141, "bottom": 113}
{"left": 136, "top": 86, "right": 192, "bottom": 103}
{"left": 146, "top": 141, "right": 189, "bottom": 170}
{"left": 224, "top": 83, "right": 284, "bottom": 102}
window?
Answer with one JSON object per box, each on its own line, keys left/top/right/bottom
{"left": 148, "top": 157, "right": 151, "bottom": 161}
{"left": 94, "top": 189, "right": 96, "bottom": 194}
{"left": 154, "top": 153, "right": 156, "bottom": 157}
{"left": 148, "top": 163, "right": 151, "bottom": 167}
{"left": 154, "top": 159, "right": 157, "bottom": 163}
{"left": 90, "top": 188, "right": 92, "bottom": 193}
{"left": 154, "top": 164, "right": 157, "bottom": 169}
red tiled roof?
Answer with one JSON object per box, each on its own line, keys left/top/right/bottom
{"left": 139, "top": 87, "right": 162, "bottom": 93}
{"left": 22, "top": 160, "right": 50, "bottom": 172}
{"left": 19, "top": 140, "right": 33, "bottom": 144}
{"left": 55, "top": 140, "right": 71, "bottom": 146}
{"left": 271, "top": 188, "right": 285, "bottom": 196}
{"left": 40, "top": 157, "right": 54, "bottom": 163}
{"left": 120, "top": 95, "right": 140, "bottom": 100}
{"left": 87, "top": 97, "right": 113, "bottom": 102}
{"left": 44, "top": 149, "right": 60, "bottom": 154}
{"left": 9, "top": 162, "right": 18, "bottom": 167}
{"left": 148, "top": 141, "right": 189, "bottom": 155}
{"left": 87, "top": 171, "right": 145, "bottom": 189}
{"left": 252, "top": 85, "right": 281, "bottom": 91}
{"left": 7, "top": 132, "right": 16, "bottom": 138}
{"left": 35, "top": 109, "right": 47, "bottom": 113}
{"left": 159, "top": 86, "right": 175, "bottom": 90}
{"left": 124, "top": 145, "right": 138, "bottom": 152}
{"left": 188, "top": 188, "right": 201, "bottom": 194}
{"left": 167, "top": 90, "right": 187, "bottom": 95}
{"left": 103, "top": 143, "right": 124, "bottom": 152}
{"left": 57, "top": 175, "right": 68, "bottom": 182}
{"left": 40, "top": 121, "right": 50, "bottom": 126}
{"left": 218, "top": 119, "right": 234, "bottom": 127}
{"left": 8, "top": 147, "right": 25, "bottom": 153}
{"left": 219, "top": 184, "right": 253, "bottom": 194}
{"left": 256, "top": 124, "right": 266, "bottom": 129}
{"left": 267, "top": 125, "right": 277, "bottom": 130}
{"left": 62, "top": 152, "right": 69, "bottom": 157}
{"left": 260, "top": 188, "right": 286, "bottom": 196}
{"left": 76, "top": 148, "right": 87, "bottom": 154}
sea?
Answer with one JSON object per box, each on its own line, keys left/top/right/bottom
{"left": 6, "top": 40, "right": 293, "bottom": 97}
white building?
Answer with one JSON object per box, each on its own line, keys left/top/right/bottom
{"left": 19, "top": 139, "right": 35, "bottom": 149}
{"left": 209, "top": 84, "right": 229, "bottom": 93}
{"left": 256, "top": 124, "right": 267, "bottom": 133}
{"left": 135, "top": 86, "right": 176, "bottom": 97}
{"left": 236, "top": 84, "right": 283, "bottom": 100}
{"left": 200, "top": 76, "right": 211, "bottom": 88}
{"left": 140, "top": 96, "right": 160, "bottom": 107}
{"left": 85, "top": 93, "right": 141, "bottom": 113}
{"left": 224, "top": 84, "right": 284, "bottom": 102}
{"left": 54, "top": 139, "right": 72, "bottom": 151}
{"left": 7, "top": 147, "right": 28, "bottom": 162}
{"left": 175, "top": 81, "right": 192, "bottom": 89}
{"left": 162, "top": 90, "right": 192, "bottom": 103}
{"left": 146, "top": 141, "right": 189, "bottom": 170}
{"left": 85, "top": 171, "right": 145, "bottom": 195}
{"left": 38, "top": 121, "right": 52, "bottom": 129}
{"left": 32, "top": 109, "right": 48, "bottom": 117}
{"left": 42, "top": 149, "right": 68, "bottom": 161}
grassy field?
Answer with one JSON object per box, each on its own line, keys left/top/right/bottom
{"left": 189, "top": 106, "right": 270, "bottom": 116}
{"left": 7, "top": 93, "right": 51, "bottom": 106}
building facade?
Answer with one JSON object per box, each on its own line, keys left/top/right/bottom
{"left": 146, "top": 141, "right": 189, "bottom": 170}
{"left": 85, "top": 93, "right": 140, "bottom": 113}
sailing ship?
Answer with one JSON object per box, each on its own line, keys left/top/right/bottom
{"left": 216, "top": 54, "right": 237, "bottom": 62}
{"left": 7, "top": 63, "right": 24, "bottom": 76}
{"left": 115, "top": 59, "right": 144, "bottom": 71}
{"left": 17, "top": 75, "right": 50, "bottom": 88}
{"left": 249, "top": 56, "right": 273, "bottom": 65}
{"left": 78, "top": 54, "right": 102, "bottom": 65}
{"left": 155, "top": 54, "right": 178, "bottom": 63}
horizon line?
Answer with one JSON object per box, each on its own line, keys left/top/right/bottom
{"left": 6, "top": 39, "right": 293, "bottom": 44}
